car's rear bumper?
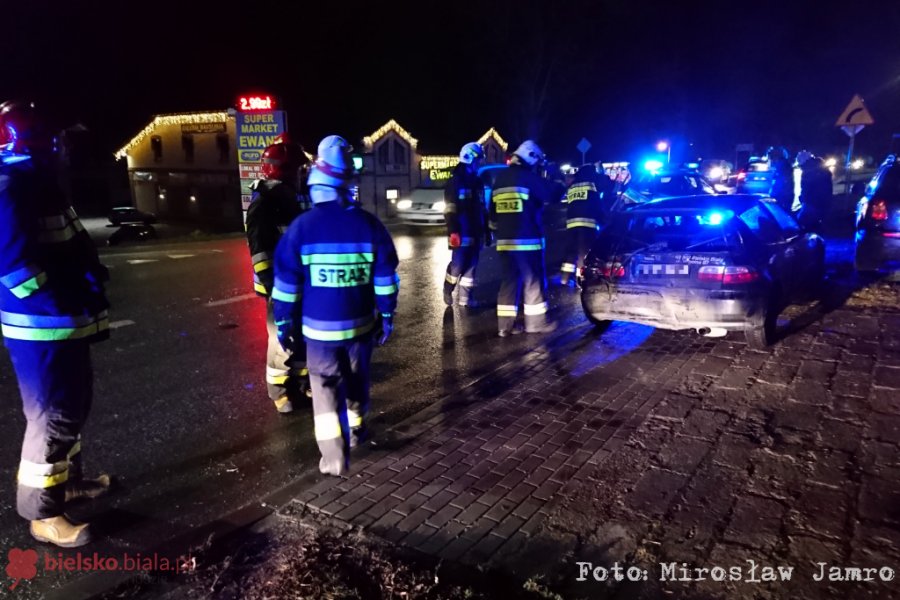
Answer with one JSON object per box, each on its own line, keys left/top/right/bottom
{"left": 581, "top": 283, "right": 766, "bottom": 331}
{"left": 855, "top": 231, "right": 900, "bottom": 271}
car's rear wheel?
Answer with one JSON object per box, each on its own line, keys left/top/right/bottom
{"left": 584, "top": 313, "right": 611, "bottom": 330}
{"left": 744, "top": 290, "right": 780, "bottom": 349}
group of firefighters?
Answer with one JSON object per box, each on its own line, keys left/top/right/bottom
{"left": 0, "top": 97, "right": 614, "bottom": 549}
{"left": 0, "top": 96, "right": 843, "bottom": 551}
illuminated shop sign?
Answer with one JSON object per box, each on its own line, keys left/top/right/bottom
{"left": 181, "top": 122, "right": 226, "bottom": 134}
{"left": 237, "top": 95, "right": 275, "bottom": 111}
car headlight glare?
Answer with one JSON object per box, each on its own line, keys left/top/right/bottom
{"left": 397, "top": 199, "right": 412, "bottom": 210}
{"left": 431, "top": 201, "right": 446, "bottom": 212}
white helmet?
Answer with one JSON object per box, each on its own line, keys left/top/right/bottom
{"left": 458, "top": 142, "right": 484, "bottom": 165}
{"left": 513, "top": 139, "right": 545, "bottom": 166}
{"left": 307, "top": 134, "right": 354, "bottom": 190}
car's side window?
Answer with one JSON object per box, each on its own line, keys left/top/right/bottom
{"left": 738, "top": 205, "right": 782, "bottom": 244}
{"left": 762, "top": 203, "right": 801, "bottom": 238}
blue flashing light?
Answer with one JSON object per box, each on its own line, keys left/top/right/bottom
{"left": 644, "top": 159, "right": 664, "bottom": 172}
{"left": 686, "top": 162, "right": 700, "bottom": 169}
{"left": 0, "top": 152, "right": 30, "bottom": 166}
{"left": 697, "top": 209, "right": 734, "bottom": 226}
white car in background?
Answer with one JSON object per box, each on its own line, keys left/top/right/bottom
{"left": 397, "top": 188, "right": 446, "bottom": 226}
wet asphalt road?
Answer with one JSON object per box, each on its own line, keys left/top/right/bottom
{"left": 0, "top": 214, "right": 587, "bottom": 596}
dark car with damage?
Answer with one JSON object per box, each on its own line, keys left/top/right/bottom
{"left": 854, "top": 154, "right": 900, "bottom": 274}
{"left": 577, "top": 195, "right": 825, "bottom": 348}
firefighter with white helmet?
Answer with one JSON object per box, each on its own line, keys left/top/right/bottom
{"left": 273, "top": 135, "right": 400, "bottom": 476}
{"left": 489, "top": 140, "right": 558, "bottom": 336}
{"left": 443, "top": 142, "right": 487, "bottom": 307}
{"left": 245, "top": 135, "right": 311, "bottom": 413}
{"left": 1, "top": 100, "right": 112, "bottom": 547}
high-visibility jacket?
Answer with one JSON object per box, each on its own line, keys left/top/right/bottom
{"left": 0, "top": 158, "right": 109, "bottom": 343}
{"left": 272, "top": 201, "right": 399, "bottom": 343}
{"left": 488, "top": 164, "right": 554, "bottom": 251}
{"left": 246, "top": 179, "right": 307, "bottom": 297}
{"left": 564, "top": 169, "right": 607, "bottom": 230}
{"left": 444, "top": 163, "right": 486, "bottom": 247}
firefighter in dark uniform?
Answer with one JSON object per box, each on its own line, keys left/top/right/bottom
{"left": 794, "top": 149, "right": 833, "bottom": 234}
{"left": 246, "top": 137, "right": 311, "bottom": 413}
{"left": 490, "top": 140, "right": 558, "bottom": 336}
{"left": 766, "top": 146, "right": 794, "bottom": 213}
{"left": 273, "top": 135, "right": 400, "bottom": 476}
{"left": 0, "top": 101, "right": 112, "bottom": 547}
{"left": 559, "top": 162, "right": 608, "bottom": 286}
{"left": 443, "top": 142, "right": 486, "bottom": 307}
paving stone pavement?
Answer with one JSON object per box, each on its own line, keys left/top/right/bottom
{"left": 290, "top": 280, "right": 900, "bottom": 600}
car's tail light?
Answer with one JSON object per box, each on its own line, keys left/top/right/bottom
{"left": 601, "top": 261, "right": 625, "bottom": 277}
{"left": 698, "top": 265, "right": 759, "bottom": 284}
{"left": 737, "top": 172, "right": 746, "bottom": 181}
{"left": 580, "top": 257, "right": 624, "bottom": 280}
{"left": 870, "top": 199, "right": 888, "bottom": 221}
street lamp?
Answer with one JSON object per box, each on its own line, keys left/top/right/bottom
{"left": 656, "top": 140, "right": 671, "bottom": 164}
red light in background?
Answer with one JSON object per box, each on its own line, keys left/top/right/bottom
{"left": 238, "top": 95, "right": 275, "bottom": 111}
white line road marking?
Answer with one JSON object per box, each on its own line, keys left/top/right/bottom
{"left": 167, "top": 254, "right": 195, "bottom": 259}
{"left": 127, "top": 259, "right": 159, "bottom": 264}
{"left": 109, "top": 320, "right": 136, "bottom": 329}
{"left": 204, "top": 293, "right": 257, "bottom": 307}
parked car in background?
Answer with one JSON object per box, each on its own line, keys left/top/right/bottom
{"left": 578, "top": 194, "right": 825, "bottom": 349}
{"left": 734, "top": 158, "right": 773, "bottom": 194}
{"left": 699, "top": 159, "right": 734, "bottom": 188}
{"left": 108, "top": 206, "right": 157, "bottom": 226}
{"left": 855, "top": 154, "right": 900, "bottom": 273}
{"left": 396, "top": 188, "right": 446, "bottom": 226}
{"left": 107, "top": 223, "right": 158, "bottom": 246}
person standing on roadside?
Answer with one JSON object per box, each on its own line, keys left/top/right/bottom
{"left": 489, "top": 140, "right": 557, "bottom": 336}
{"left": 273, "top": 135, "right": 400, "bottom": 476}
{"left": 0, "top": 100, "right": 112, "bottom": 548}
{"left": 559, "top": 162, "right": 608, "bottom": 286}
{"left": 443, "top": 142, "right": 486, "bottom": 307}
{"left": 245, "top": 136, "right": 311, "bottom": 414}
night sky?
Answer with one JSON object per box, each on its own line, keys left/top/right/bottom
{"left": 4, "top": 0, "right": 900, "bottom": 165}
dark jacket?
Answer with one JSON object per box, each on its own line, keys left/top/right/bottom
{"left": 488, "top": 163, "right": 554, "bottom": 251}
{"left": 799, "top": 158, "right": 832, "bottom": 210}
{"left": 768, "top": 158, "right": 794, "bottom": 211}
{"left": 444, "top": 163, "right": 486, "bottom": 246}
{"left": 0, "top": 158, "right": 109, "bottom": 344}
{"left": 272, "top": 201, "right": 400, "bottom": 344}
{"left": 564, "top": 165, "right": 613, "bottom": 229}
{"left": 246, "top": 179, "right": 307, "bottom": 296}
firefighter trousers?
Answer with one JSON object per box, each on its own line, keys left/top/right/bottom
{"left": 7, "top": 339, "right": 93, "bottom": 521}
{"left": 497, "top": 250, "right": 549, "bottom": 332}
{"left": 266, "top": 299, "right": 307, "bottom": 401}
{"left": 561, "top": 227, "right": 597, "bottom": 282}
{"left": 306, "top": 335, "right": 374, "bottom": 469}
{"left": 444, "top": 245, "right": 480, "bottom": 304}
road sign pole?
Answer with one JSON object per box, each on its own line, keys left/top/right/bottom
{"left": 581, "top": 150, "right": 585, "bottom": 165}
{"left": 845, "top": 132, "right": 855, "bottom": 195}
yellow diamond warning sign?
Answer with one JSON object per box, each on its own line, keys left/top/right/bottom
{"left": 836, "top": 94, "right": 874, "bottom": 127}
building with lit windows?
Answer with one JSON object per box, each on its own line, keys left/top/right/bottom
{"left": 357, "top": 119, "right": 508, "bottom": 218}
{"left": 115, "top": 110, "right": 242, "bottom": 229}
{"left": 116, "top": 111, "right": 509, "bottom": 225}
